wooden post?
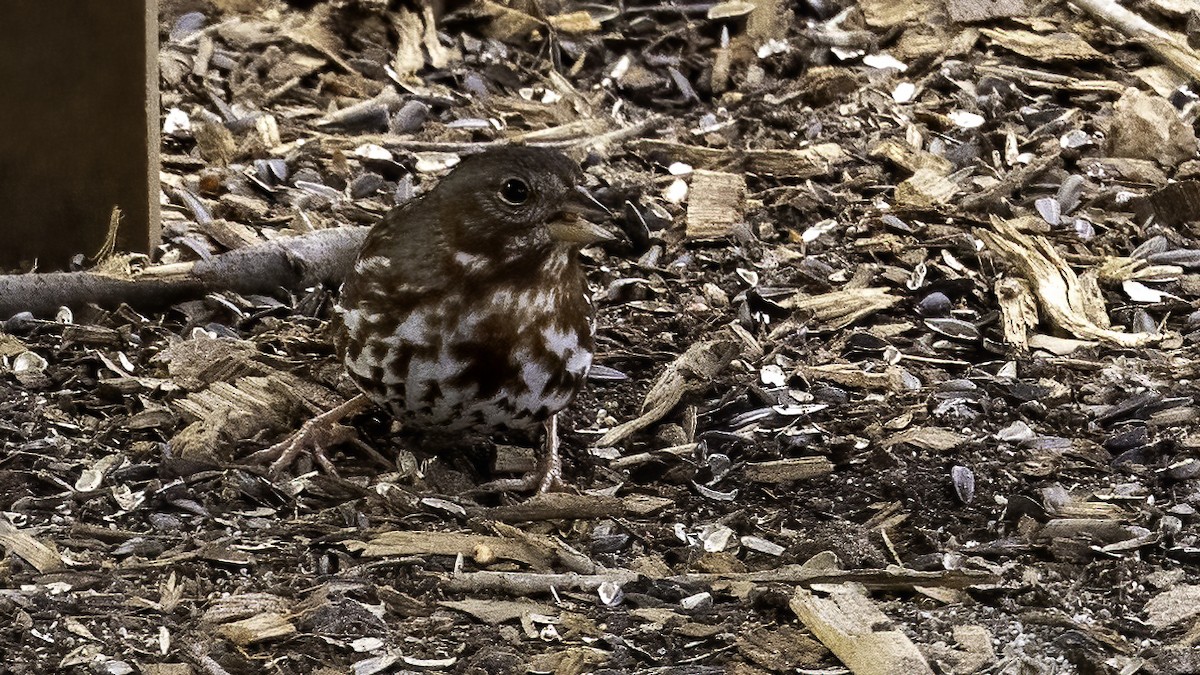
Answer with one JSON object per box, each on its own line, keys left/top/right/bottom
{"left": 0, "top": 1, "right": 160, "bottom": 270}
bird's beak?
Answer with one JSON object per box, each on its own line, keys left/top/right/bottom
{"left": 548, "top": 185, "right": 616, "bottom": 245}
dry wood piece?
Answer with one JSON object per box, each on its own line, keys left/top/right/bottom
{"left": 631, "top": 139, "right": 849, "bottom": 178}
{"left": 171, "top": 374, "right": 317, "bottom": 464}
{"left": 472, "top": 493, "right": 624, "bottom": 522}
{"left": 868, "top": 139, "right": 953, "bottom": 176}
{"left": 981, "top": 28, "right": 1103, "bottom": 61}
{"left": 215, "top": 613, "right": 297, "bottom": 646}
{"left": 546, "top": 11, "right": 602, "bottom": 34}
{"left": 882, "top": 427, "right": 970, "bottom": 452}
{"left": 731, "top": 0, "right": 793, "bottom": 63}
{"left": 977, "top": 217, "right": 1156, "bottom": 347}
{"left": 391, "top": 4, "right": 455, "bottom": 77}
{"left": 445, "top": 569, "right": 639, "bottom": 595}
{"left": 685, "top": 170, "right": 746, "bottom": 240}
{"left": 1135, "top": 181, "right": 1200, "bottom": 226}
{"left": 596, "top": 334, "right": 739, "bottom": 447}
{"left": 995, "top": 277, "right": 1038, "bottom": 349}
{"left": 0, "top": 334, "right": 26, "bottom": 358}
{"left": 778, "top": 288, "right": 903, "bottom": 332}
{"left": 923, "top": 625, "right": 998, "bottom": 673}
{"left": 742, "top": 457, "right": 834, "bottom": 484}
{"left": 858, "top": 0, "right": 939, "bottom": 27}
{"left": 440, "top": 598, "right": 558, "bottom": 625}
{"left": 164, "top": 335, "right": 345, "bottom": 464}
{"left": 345, "top": 530, "right": 557, "bottom": 569}
{"left": 1105, "top": 87, "right": 1199, "bottom": 168}
{"left": 202, "top": 592, "right": 291, "bottom": 625}
{"left": 1080, "top": 156, "right": 1168, "bottom": 186}
{"left": 790, "top": 586, "right": 935, "bottom": 675}
{"left": 446, "top": 563, "right": 999, "bottom": 596}
{"left": 977, "top": 63, "right": 1126, "bottom": 94}
{"left": 795, "top": 363, "right": 910, "bottom": 392}
{"left": 1144, "top": 585, "right": 1200, "bottom": 630}
{"left": 947, "top": 0, "right": 1027, "bottom": 23}
{"left": 1035, "top": 518, "right": 1141, "bottom": 544}
{"left": 894, "top": 168, "right": 960, "bottom": 208}
{"left": 1134, "top": 64, "right": 1189, "bottom": 99}
{"left": 736, "top": 624, "right": 826, "bottom": 672}
{"left": 0, "top": 516, "right": 65, "bottom": 573}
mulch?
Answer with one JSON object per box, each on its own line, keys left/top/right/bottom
{"left": 3, "top": 0, "right": 1200, "bottom": 673}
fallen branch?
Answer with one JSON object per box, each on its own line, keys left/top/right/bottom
{"left": 442, "top": 565, "right": 999, "bottom": 595}
{"left": 0, "top": 226, "right": 368, "bottom": 318}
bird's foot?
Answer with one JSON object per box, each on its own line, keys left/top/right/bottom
{"left": 242, "top": 394, "right": 374, "bottom": 477}
{"left": 471, "top": 415, "right": 567, "bottom": 494}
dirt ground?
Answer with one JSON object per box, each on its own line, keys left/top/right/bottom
{"left": 3, "top": 0, "right": 1200, "bottom": 673}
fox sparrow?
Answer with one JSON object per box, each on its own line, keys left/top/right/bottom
{"left": 255, "top": 146, "right": 610, "bottom": 491}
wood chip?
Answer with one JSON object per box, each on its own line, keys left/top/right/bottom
{"left": 632, "top": 139, "right": 849, "bottom": 178}
{"left": 947, "top": 0, "right": 1027, "bottom": 23}
{"left": 547, "top": 11, "right": 601, "bottom": 34}
{"left": 440, "top": 598, "right": 557, "bottom": 625}
{"left": 685, "top": 170, "right": 746, "bottom": 240}
{"left": 1071, "top": 0, "right": 1200, "bottom": 81}
{"left": 858, "top": 0, "right": 940, "bottom": 27}
{"left": 1106, "top": 87, "right": 1199, "bottom": 168}
{"left": 995, "top": 277, "right": 1038, "bottom": 349}
{"left": 1145, "top": 585, "right": 1200, "bottom": 630}
{"left": 479, "top": 0, "right": 542, "bottom": 41}
{"left": 216, "top": 612, "right": 297, "bottom": 646}
{"left": 868, "top": 139, "right": 953, "bottom": 176}
{"left": 790, "top": 586, "right": 935, "bottom": 675}
{"left": 621, "top": 494, "right": 675, "bottom": 516}
{"left": 742, "top": 457, "right": 834, "bottom": 484}
{"left": 977, "top": 217, "right": 1156, "bottom": 347}
{"left": 778, "top": 288, "right": 903, "bottom": 332}
{"left": 981, "top": 28, "right": 1103, "bottom": 61}
{"left": 795, "top": 364, "right": 910, "bottom": 392}
{"left": 882, "top": 427, "right": 970, "bottom": 452}
{"left": 894, "top": 168, "right": 960, "bottom": 208}
{"left": 0, "top": 516, "right": 65, "bottom": 573}
{"left": 202, "top": 593, "right": 291, "bottom": 624}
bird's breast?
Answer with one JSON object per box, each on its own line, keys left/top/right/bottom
{"left": 336, "top": 250, "right": 594, "bottom": 436}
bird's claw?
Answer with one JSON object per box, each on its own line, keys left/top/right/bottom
{"left": 241, "top": 394, "right": 374, "bottom": 478}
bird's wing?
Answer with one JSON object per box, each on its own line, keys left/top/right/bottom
{"left": 342, "top": 195, "right": 450, "bottom": 307}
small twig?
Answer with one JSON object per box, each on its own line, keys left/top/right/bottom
{"left": 961, "top": 141, "right": 1062, "bottom": 211}
{"left": 186, "top": 644, "right": 235, "bottom": 675}
{"left": 1069, "top": 0, "right": 1200, "bottom": 81}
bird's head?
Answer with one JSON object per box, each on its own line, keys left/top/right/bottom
{"left": 439, "top": 146, "right": 613, "bottom": 252}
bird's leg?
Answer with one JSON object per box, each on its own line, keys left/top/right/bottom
{"left": 242, "top": 393, "right": 374, "bottom": 477}
{"left": 536, "top": 414, "right": 565, "bottom": 493}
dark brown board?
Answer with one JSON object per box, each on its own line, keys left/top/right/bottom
{"left": 0, "top": 1, "right": 160, "bottom": 270}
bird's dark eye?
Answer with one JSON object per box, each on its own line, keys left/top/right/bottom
{"left": 499, "top": 178, "right": 530, "bottom": 206}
